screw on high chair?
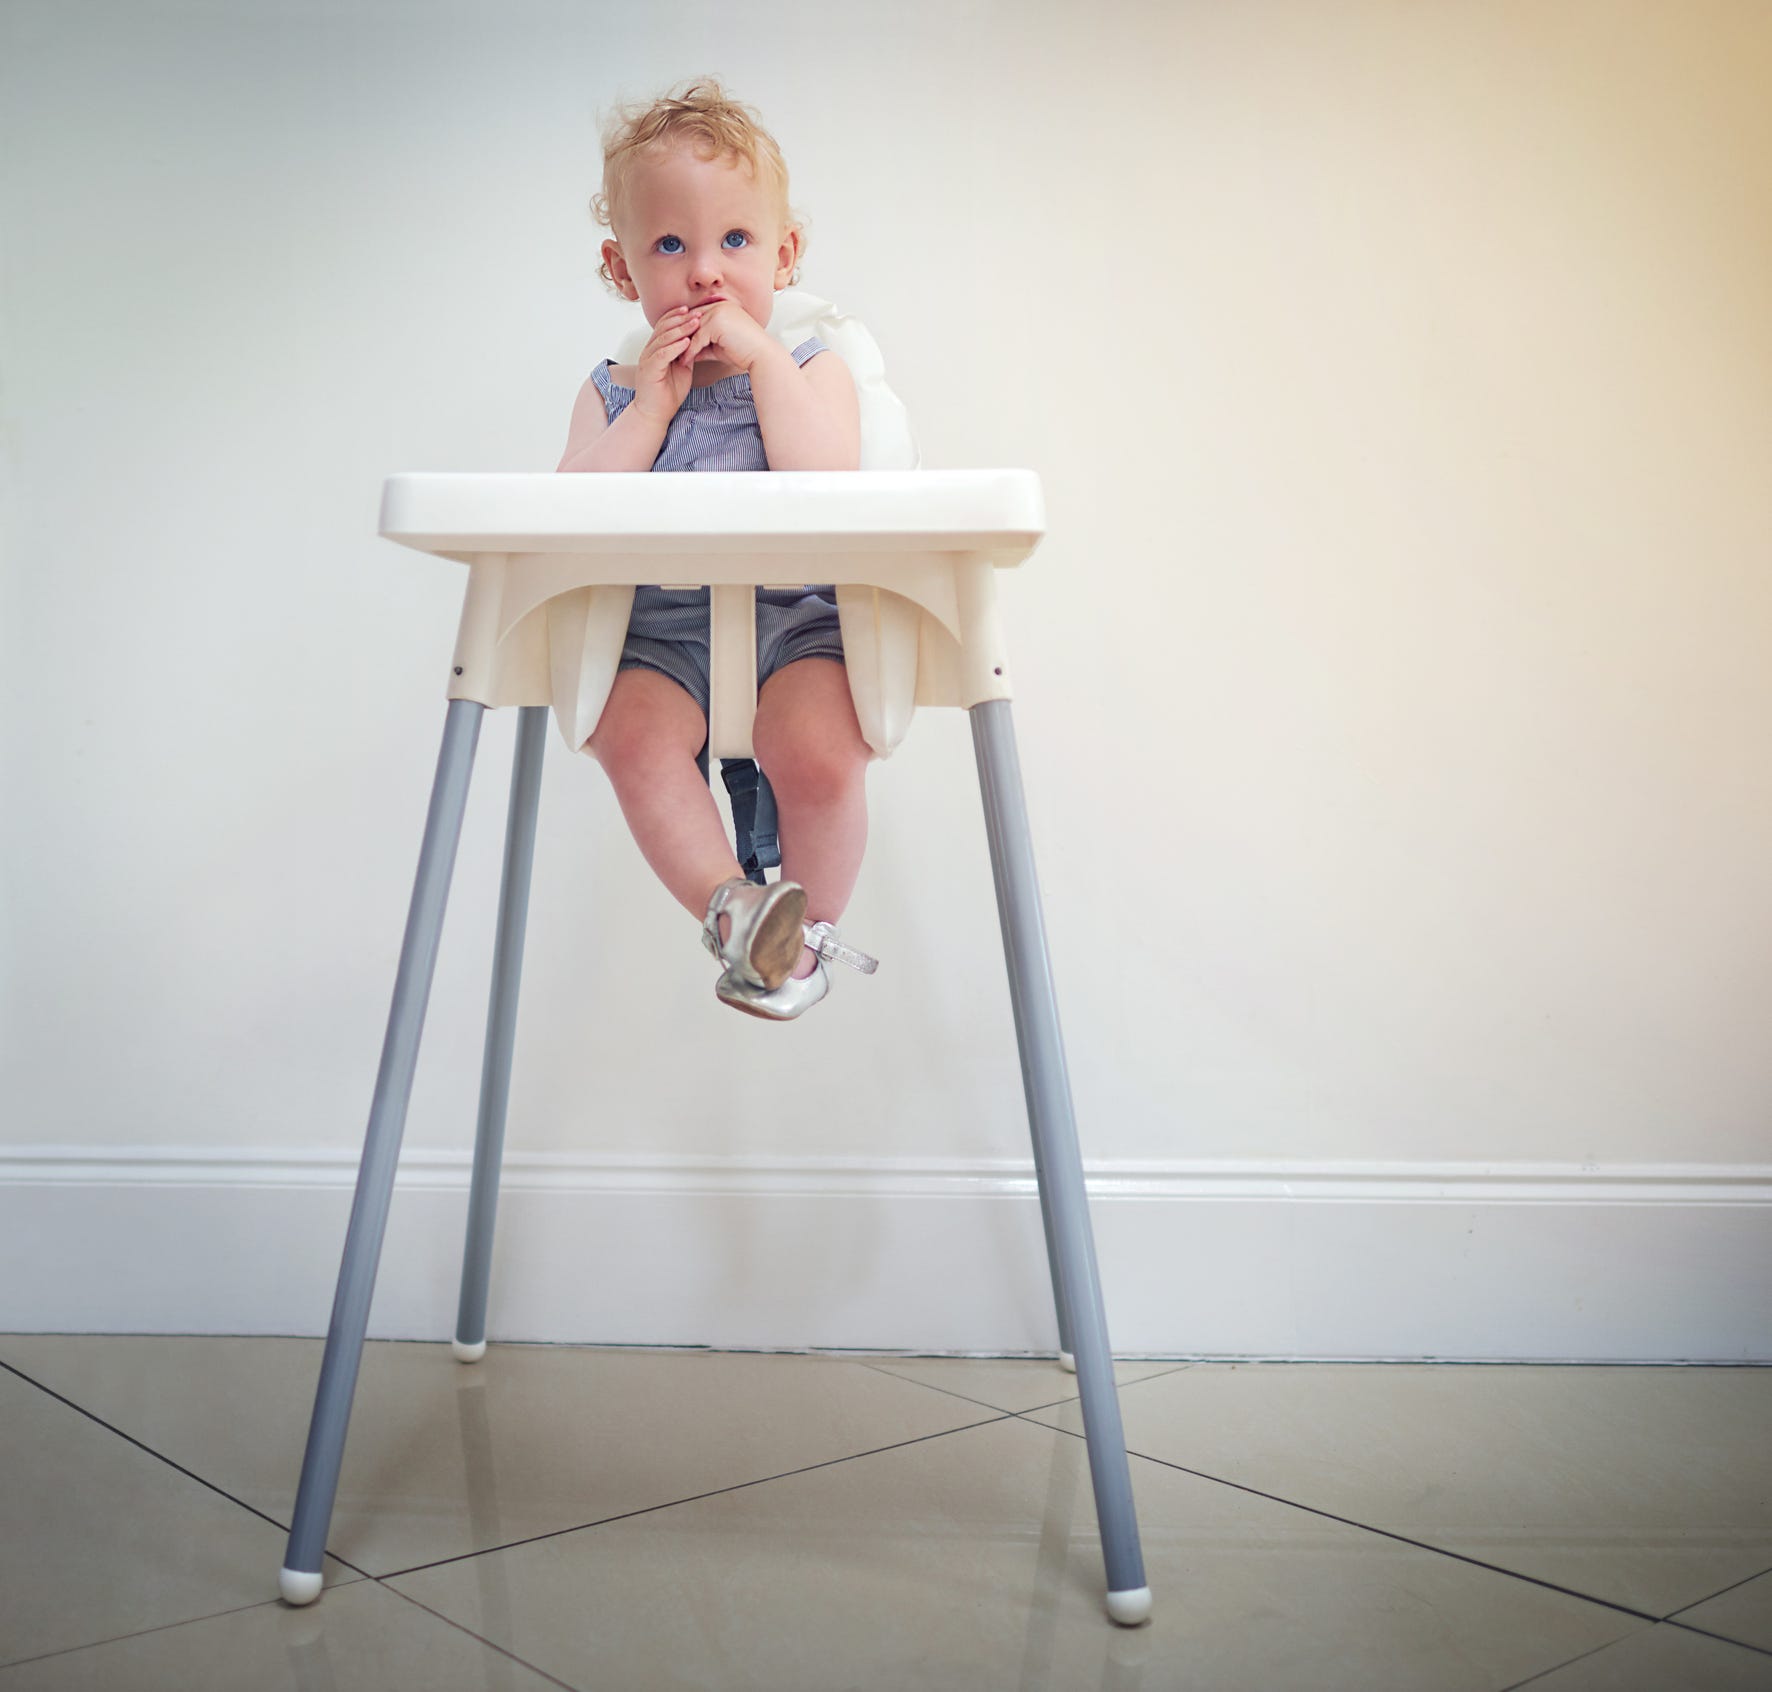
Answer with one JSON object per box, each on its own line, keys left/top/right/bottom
{"left": 275, "top": 331, "right": 1150, "bottom": 1632}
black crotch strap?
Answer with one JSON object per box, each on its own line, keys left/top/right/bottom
{"left": 718, "top": 757, "right": 782, "bottom": 886}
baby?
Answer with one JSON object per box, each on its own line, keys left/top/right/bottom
{"left": 556, "top": 78, "right": 874, "bottom": 1022}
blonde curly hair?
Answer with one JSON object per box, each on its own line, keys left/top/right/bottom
{"left": 590, "top": 77, "right": 805, "bottom": 297}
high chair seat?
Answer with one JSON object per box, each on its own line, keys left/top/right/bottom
{"left": 380, "top": 467, "right": 1042, "bottom": 762}
{"left": 276, "top": 306, "right": 1152, "bottom": 1629}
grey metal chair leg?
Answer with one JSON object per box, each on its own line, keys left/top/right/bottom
{"left": 278, "top": 698, "right": 485, "bottom": 1605}
{"left": 982, "top": 810, "right": 1075, "bottom": 1368}
{"left": 454, "top": 704, "right": 547, "bottom": 1363}
{"left": 970, "top": 699, "right": 1152, "bottom": 1626}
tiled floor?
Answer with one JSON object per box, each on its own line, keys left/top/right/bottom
{"left": 1, "top": 1340, "right": 1770, "bottom": 1690}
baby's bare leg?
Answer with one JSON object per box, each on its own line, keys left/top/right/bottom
{"left": 752, "top": 658, "right": 871, "bottom": 979}
{"left": 586, "top": 669, "right": 742, "bottom": 920}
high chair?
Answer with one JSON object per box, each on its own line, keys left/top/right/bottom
{"left": 278, "top": 293, "right": 1152, "bottom": 1626}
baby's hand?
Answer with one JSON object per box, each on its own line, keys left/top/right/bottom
{"left": 629, "top": 306, "right": 704, "bottom": 426}
{"left": 679, "top": 299, "right": 774, "bottom": 374}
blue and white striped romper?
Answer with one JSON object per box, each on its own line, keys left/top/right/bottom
{"left": 587, "top": 335, "right": 846, "bottom": 749}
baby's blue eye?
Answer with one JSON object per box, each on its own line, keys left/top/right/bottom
{"left": 657, "top": 235, "right": 684, "bottom": 255}
{"left": 723, "top": 230, "right": 748, "bottom": 249}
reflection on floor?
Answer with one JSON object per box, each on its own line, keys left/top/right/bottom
{"left": 2, "top": 1338, "right": 1770, "bottom": 1689}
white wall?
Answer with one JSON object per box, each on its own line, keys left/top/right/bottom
{"left": 3, "top": 0, "right": 1768, "bottom": 1356}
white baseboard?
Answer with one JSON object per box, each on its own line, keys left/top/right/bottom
{"left": 3, "top": 1148, "right": 1768, "bottom": 1361}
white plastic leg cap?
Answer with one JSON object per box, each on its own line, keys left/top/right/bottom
{"left": 1058, "top": 1350, "right": 1077, "bottom": 1374}
{"left": 452, "top": 1338, "right": 487, "bottom": 1364}
{"left": 279, "top": 1567, "right": 324, "bottom": 1606}
{"left": 1106, "top": 1586, "right": 1153, "bottom": 1626}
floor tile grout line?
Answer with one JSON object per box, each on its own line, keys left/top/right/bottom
{"left": 855, "top": 1359, "right": 1088, "bottom": 1416}
{"left": 1496, "top": 1615, "right": 1772, "bottom": 1692}
{"left": 0, "top": 1580, "right": 577, "bottom": 1688}
{"left": 0, "top": 1579, "right": 403, "bottom": 1678}
{"left": 0, "top": 1357, "right": 374, "bottom": 1583}
{"left": 1008, "top": 1372, "right": 1772, "bottom": 1650}
{"left": 370, "top": 1584, "right": 585, "bottom": 1692}
{"left": 1015, "top": 1409, "right": 1668, "bottom": 1625}
{"left": 1660, "top": 1616, "right": 1772, "bottom": 1659}
{"left": 371, "top": 1412, "right": 1018, "bottom": 1582}
{"left": 856, "top": 1358, "right": 1195, "bottom": 1416}
{"left": 0, "top": 1597, "right": 308, "bottom": 1677}
{"left": 1664, "top": 1559, "right": 1772, "bottom": 1618}
{"left": 1494, "top": 1627, "right": 1645, "bottom": 1692}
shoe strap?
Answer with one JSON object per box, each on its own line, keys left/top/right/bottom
{"left": 805, "top": 921, "right": 878, "bottom": 974}
{"left": 700, "top": 876, "right": 748, "bottom": 963}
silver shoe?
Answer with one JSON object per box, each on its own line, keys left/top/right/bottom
{"left": 712, "top": 920, "right": 876, "bottom": 1021}
{"left": 715, "top": 956, "right": 830, "bottom": 1020}
{"left": 701, "top": 877, "right": 807, "bottom": 991}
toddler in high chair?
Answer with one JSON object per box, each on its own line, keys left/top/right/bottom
{"left": 555, "top": 77, "right": 876, "bottom": 1021}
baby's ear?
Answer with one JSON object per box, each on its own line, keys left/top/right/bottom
{"left": 602, "top": 239, "right": 636, "bottom": 297}
{"left": 773, "top": 227, "right": 805, "bottom": 288}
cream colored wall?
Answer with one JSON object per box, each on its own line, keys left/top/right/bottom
{"left": 3, "top": 0, "right": 1768, "bottom": 1181}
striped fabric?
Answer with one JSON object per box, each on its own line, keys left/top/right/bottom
{"left": 589, "top": 336, "right": 838, "bottom": 634}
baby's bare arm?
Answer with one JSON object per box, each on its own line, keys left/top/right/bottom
{"left": 749, "top": 346, "right": 860, "bottom": 471}
{"left": 559, "top": 308, "right": 713, "bottom": 470}
{"left": 556, "top": 378, "right": 671, "bottom": 472}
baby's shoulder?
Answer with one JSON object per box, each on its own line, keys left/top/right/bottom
{"left": 604, "top": 361, "right": 637, "bottom": 389}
